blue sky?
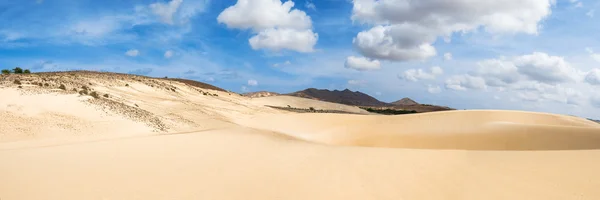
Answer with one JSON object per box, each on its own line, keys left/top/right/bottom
{"left": 2, "top": 0, "right": 600, "bottom": 118}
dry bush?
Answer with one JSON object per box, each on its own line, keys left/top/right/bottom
{"left": 90, "top": 91, "right": 99, "bottom": 98}
{"left": 13, "top": 80, "right": 21, "bottom": 85}
{"left": 103, "top": 94, "right": 109, "bottom": 98}
{"left": 59, "top": 84, "right": 66, "bottom": 90}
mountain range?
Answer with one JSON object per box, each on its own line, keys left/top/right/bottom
{"left": 244, "top": 88, "right": 454, "bottom": 113}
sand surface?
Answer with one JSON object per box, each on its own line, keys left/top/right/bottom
{"left": 1, "top": 72, "right": 600, "bottom": 200}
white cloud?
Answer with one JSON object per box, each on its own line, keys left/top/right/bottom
{"left": 125, "top": 49, "right": 139, "bottom": 57}
{"left": 247, "top": 79, "right": 258, "bottom": 86}
{"left": 149, "top": 0, "right": 183, "bottom": 24}
{"left": 514, "top": 52, "right": 580, "bottom": 84}
{"left": 241, "top": 85, "right": 249, "bottom": 92}
{"left": 344, "top": 56, "right": 381, "bottom": 71}
{"left": 587, "top": 10, "right": 595, "bottom": 18}
{"left": 569, "top": 0, "right": 583, "bottom": 8}
{"left": 205, "top": 77, "right": 215, "bottom": 82}
{"left": 585, "top": 68, "right": 600, "bottom": 85}
{"left": 249, "top": 28, "right": 318, "bottom": 52}
{"left": 305, "top": 1, "right": 316, "bottom": 10}
{"left": 427, "top": 85, "right": 442, "bottom": 94}
{"left": 164, "top": 50, "right": 174, "bottom": 58}
{"left": 353, "top": 25, "right": 437, "bottom": 61}
{"left": 273, "top": 60, "right": 292, "bottom": 67}
{"left": 217, "top": 0, "right": 318, "bottom": 52}
{"left": 445, "top": 75, "right": 487, "bottom": 91}
{"left": 585, "top": 48, "right": 600, "bottom": 62}
{"left": 351, "top": 0, "right": 554, "bottom": 61}
{"left": 400, "top": 66, "right": 444, "bottom": 82}
{"left": 444, "top": 53, "right": 453, "bottom": 61}
{"left": 348, "top": 79, "right": 367, "bottom": 86}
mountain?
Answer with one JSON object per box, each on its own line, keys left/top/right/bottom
{"left": 391, "top": 98, "right": 419, "bottom": 106}
{"left": 243, "top": 91, "right": 280, "bottom": 98}
{"left": 287, "top": 88, "right": 389, "bottom": 107}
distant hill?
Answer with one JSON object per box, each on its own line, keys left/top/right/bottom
{"left": 287, "top": 88, "right": 389, "bottom": 107}
{"left": 243, "top": 91, "right": 280, "bottom": 98}
{"left": 391, "top": 98, "right": 419, "bottom": 106}
{"left": 168, "top": 78, "right": 227, "bottom": 92}
{"left": 588, "top": 118, "right": 600, "bottom": 123}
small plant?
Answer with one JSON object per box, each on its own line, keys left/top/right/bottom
{"left": 23, "top": 69, "right": 31, "bottom": 74}
{"left": 103, "top": 94, "right": 109, "bottom": 98}
{"left": 79, "top": 90, "right": 88, "bottom": 95}
{"left": 81, "top": 85, "right": 88, "bottom": 90}
{"left": 13, "top": 80, "right": 21, "bottom": 85}
{"left": 18, "top": 86, "right": 22, "bottom": 88}
{"left": 1, "top": 69, "right": 10, "bottom": 74}
{"left": 203, "top": 92, "right": 207, "bottom": 96}
{"left": 12, "top": 67, "right": 23, "bottom": 74}
{"left": 44, "top": 83, "right": 49, "bottom": 87}
{"left": 309, "top": 107, "right": 315, "bottom": 111}
{"left": 88, "top": 83, "right": 92, "bottom": 85}
{"left": 125, "top": 83, "right": 129, "bottom": 87}
{"left": 134, "top": 104, "right": 139, "bottom": 107}
{"left": 72, "top": 88, "right": 78, "bottom": 92}
{"left": 90, "top": 91, "right": 99, "bottom": 98}
{"left": 38, "top": 83, "right": 43, "bottom": 87}
{"left": 59, "top": 84, "right": 66, "bottom": 90}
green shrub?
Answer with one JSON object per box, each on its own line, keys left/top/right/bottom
{"left": 23, "top": 69, "right": 31, "bottom": 74}
{"left": 12, "top": 67, "right": 23, "bottom": 74}
{"left": 59, "top": 84, "right": 66, "bottom": 90}
{"left": 13, "top": 80, "right": 21, "bottom": 85}
{"left": 1, "top": 69, "right": 10, "bottom": 74}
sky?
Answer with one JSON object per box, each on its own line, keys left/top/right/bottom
{"left": 1, "top": 0, "right": 600, "bottom": 119}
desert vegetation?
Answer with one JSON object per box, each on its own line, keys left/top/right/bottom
{"left": 2, "top": 67, "right": 31, "bottom": 74}
{"left": 360, "top": 107, "right": 418, "bottom": 115}
{"left": 267, "top": 105, "right": 359, "bottom": 114}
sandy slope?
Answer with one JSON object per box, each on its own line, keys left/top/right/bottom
{"left": 1, "top": 72, "right": 600, "bottom": 200}
{"left": 249, "top": 95, "right": 371, "bottom": 114}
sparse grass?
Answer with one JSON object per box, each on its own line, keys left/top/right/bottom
{"left": 360, "top": 107, "right": 417, "bottom": 115}
{"left": 18, "top": 86, "right": 22, "bottom": 88}
{"left": 38, "top": 83, "right": 43, "bottom": 87}
{"left": 59, "top": 84, "right": 66, "bottom": 90}
{"left": 44, "top": 83, "right": 49, "bottom": 87}
{"left": 90, "top": 91, "right": 99, "bottom": 98}
{"left": 13, "top": 80, "right": 21, "bottom": 85}
{"left": 103, "top": 94, "right": 109, "bottom": 98}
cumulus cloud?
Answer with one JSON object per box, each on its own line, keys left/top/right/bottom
{"left": 427, "top": 85, "right": 442, "bottom": 94}
{"left": 400, "top": 66, "right": 443, "bottom": 82}
{"left": 475, "top": 52, "right": 581, "bottom": 86}
{"left": 249, "top": 28, "right": 317, "bottom": 52}
{"left": 125, "top": 49, "right": 139, "bottom": 57}
{"left": 585, "top": 68, "right": 600, "bottom": 85}
{"left": 305, "top": 1, "right": 316, "bottom": 10}
{"left": 247, "top": 79, "right": 258, "bottom": 86}
{"left": 217, "top": 0, "right": 317, "bottom": 52}
{"left": 445, "top": 75, "right": 487, "bottom": 91}
{"left": 444, "top": 53, "right": 453, "bottom": 61}
{"left": 351, "top": 0, "right": 554, "bottom": 61}
{"left": 164, "top": 50, "right": 174, "bottom": 58}
{"left": 344, "top": 56, "right": 381, "bottom": 71}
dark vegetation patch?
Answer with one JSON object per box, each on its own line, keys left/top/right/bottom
{"left": 360, "top": 107, "right": 418, "bottom": 115}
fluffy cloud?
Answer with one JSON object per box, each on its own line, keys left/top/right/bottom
{"left": 351, "top": 0, "right": 554, "bottom": 61}
{"left": 400, "top": 66, "right": 443, "bottom": 82}
{"left": 305, "top": 1, "right": 316, "bottom": 10}
{"left": 586, "top": 48, "right": 600, "bottom": 62}
{"left": 444, "top": 53, "right": 453, "bottom": 61}
{"left": 475, "top": 52, "right": 580, "bottom": 86}
{"left": 273, "top": 60, "right": 291, "bottom": 67}
{"left": 249, "top": 28, "right": 317, "bottom": 52}
{"left": 125, "top": 49, "right": 139, "bottom": 57}
{"left": 445, "top": 75, "right": 487, "bottom": 91}
{"left": 217, "top": 0, "right": 317, "bottom": 52}
{"left": 585, "top": 69, "right": 600, "bottom": 85}
{"left": 587, "top": 10, "right": 595, "bottom": 18}
{"left": 164, "top": 50, "right": 174, "bottom": 58}
{"left": 344, "top": 56, "right": 381, "bottom": 71}
{"left": 352, "top": 25, "right": 437, "bottom": 61}
{"left": 247, "top": 79, "right": 258, "bottom": 86}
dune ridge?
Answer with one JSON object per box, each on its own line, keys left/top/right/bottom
{"left": 1, "top": 72, "right": 600, "bottom": 199}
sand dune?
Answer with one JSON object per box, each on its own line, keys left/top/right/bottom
{"left": 1, "top": 72, "right": 600, "bottom": 199}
